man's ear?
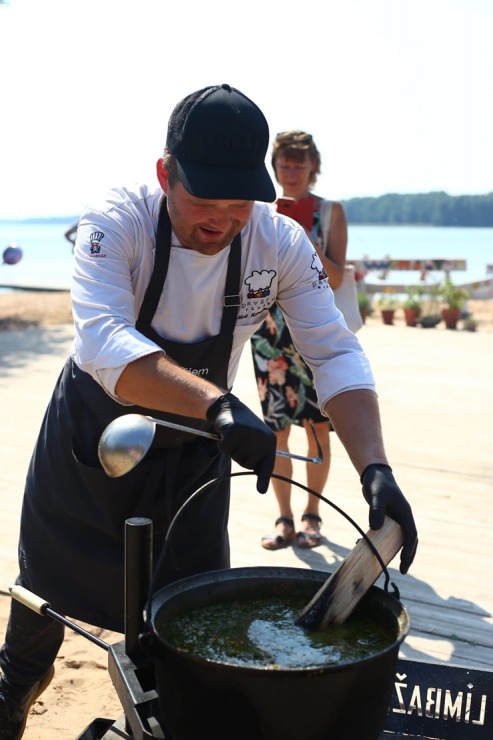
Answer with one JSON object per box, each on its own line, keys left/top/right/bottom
{"left": 156, "top": 159, "right": 169, "bottom": 193}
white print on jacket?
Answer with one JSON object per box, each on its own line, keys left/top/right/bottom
{"left": 311, "top": 252, "right": 328, "bottom": 282}
{"left": 244, "top": 269, "right": 276, "bottom": 298}
{"left": 243, "top": 252, "right": 327, "bottom": 302}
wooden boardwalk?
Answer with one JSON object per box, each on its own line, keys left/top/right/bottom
{"left": 228, "top": 319, "right": 493, "bottom": 674}
{"left": 1, "top": 316, "right": 492, "bottom": 738}
{"left": 227, "top": 317, "right": 493, "bottom": 738}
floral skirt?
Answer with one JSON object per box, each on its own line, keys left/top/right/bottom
{"left": 250, "top": 304, "right": 328, "bottom": 432}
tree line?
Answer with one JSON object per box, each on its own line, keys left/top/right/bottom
{"left": 4, "top": 191, "right": 493, "bottom": 228}
{"left": 342, "top": 192, "right": 493, "bottom": 227}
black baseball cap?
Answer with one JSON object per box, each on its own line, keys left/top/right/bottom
{"left": 166, "top": 83, "right": 276, "bottom": 202}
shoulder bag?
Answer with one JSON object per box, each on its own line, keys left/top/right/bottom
{"left": 319, "top": 199, "right": 363, "bottom": 334}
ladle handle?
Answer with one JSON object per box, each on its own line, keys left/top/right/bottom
{"left": 154, "top": 418, "right": 220, "bottom": 441}
{"left": 153, "top": 418, "right": 322, "bottom": 464}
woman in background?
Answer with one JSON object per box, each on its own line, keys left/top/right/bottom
{"left": 251, "top": 130, "right": 348, "bottom": 550}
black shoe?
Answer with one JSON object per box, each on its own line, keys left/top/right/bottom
{"left": 0, "top": 666, "right": 54, "bottom": 740}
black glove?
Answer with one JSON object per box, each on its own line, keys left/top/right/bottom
{"left": 361, "top": 463, "right": 418, "bottom": 574}
{"left": 206, "top": 393, "right": 276, "bottom": 494}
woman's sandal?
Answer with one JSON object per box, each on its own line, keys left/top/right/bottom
{"left": 261, "top": 516, "right": 296, "bottom": 551}
{"left": 296, "top": 513, "right": 322, "bottom": 549}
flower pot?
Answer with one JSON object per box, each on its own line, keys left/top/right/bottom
{"left": 380, "top": 309, "right": 395, "bottom": 326}
{"left": 403, "top": 308, "right": 419, "bottom": 327}
{"left": 441, "top": 307, "right": 461, "bottom": 330}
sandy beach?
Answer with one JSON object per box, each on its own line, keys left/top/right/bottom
{"left": 0, "top": 291, "right": 74, "bottom": 331}
{"left": 0, "top": 290, "right": 492, "bottom": 738}
{"left": 1, "top": 289, "right": 492, "bottom": 332}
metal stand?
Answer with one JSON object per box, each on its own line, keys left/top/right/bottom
{"left": 76, "top": 517, "right": 167, "bottom": 739}
{"left": 78, "top": 650, "right": 493, "bottom": 739}
{"left": 75, "top": 518, "right": 493, "bottom": 739}
{"left": 76, "top": 642, "right": 165, "bottom": 739}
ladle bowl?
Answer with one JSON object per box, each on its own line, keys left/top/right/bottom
{"left": 98, "top": 414, "right": 157, "bottom": 477}
{"left": 98, "top": 414, "right": 323, "bottom": 478}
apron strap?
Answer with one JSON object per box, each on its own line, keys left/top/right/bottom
{"left": 137, "top": 198, "right": 241, "bottom": 334}
{"left": 137, "top": 198, "right": 172, "bottom": 327}
{"left": 220, "top": 231, "right": 241, "bottom": 334}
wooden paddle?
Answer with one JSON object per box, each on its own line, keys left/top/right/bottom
{"left": 295, "top": 516, "right": 404, "bottom": 630}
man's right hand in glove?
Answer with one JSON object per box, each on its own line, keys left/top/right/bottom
{"left": 206, "top": 393, "right": 276, "bottom": 493}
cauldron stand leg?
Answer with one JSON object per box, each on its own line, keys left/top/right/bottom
{"left": 77, "top": 517, "right": 168, "bottom": 739}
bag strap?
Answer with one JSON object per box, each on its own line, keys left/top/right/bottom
{"left": 319, "top": 199, "right": 334, "bottom": 257}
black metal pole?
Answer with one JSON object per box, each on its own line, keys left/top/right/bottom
{"left": 124, "top": 517, "right": 153, "bottom": 661}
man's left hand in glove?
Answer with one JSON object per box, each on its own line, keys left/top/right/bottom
{"left": 361, "top": 463, "right": 418, "bottom": 574}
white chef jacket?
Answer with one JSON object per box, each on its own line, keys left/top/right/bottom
{"left": 71, "top": 183, "right": 375, "bottom": 413}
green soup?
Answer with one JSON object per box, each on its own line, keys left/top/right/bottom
{"left": 156, "top": 593, "right": 397, "bottom": 669}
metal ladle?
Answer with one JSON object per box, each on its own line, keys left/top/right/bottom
{"left": 98, "top": 413, "right": 323, "bottom": 478}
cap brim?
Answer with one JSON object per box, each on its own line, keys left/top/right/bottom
{"left": 176, "top": 160, "right": 276, "bottom": 202}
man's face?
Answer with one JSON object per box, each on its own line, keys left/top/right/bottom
{"left": 162, "top": 174, "right": 254, "bottom": 256}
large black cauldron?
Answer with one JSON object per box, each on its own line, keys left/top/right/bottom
{"left": 140, "top": 566, "right": 409, "bottom": 740}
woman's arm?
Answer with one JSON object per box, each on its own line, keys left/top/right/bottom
{"left": 315, "top": 200, "right": 348, "bottom": 290}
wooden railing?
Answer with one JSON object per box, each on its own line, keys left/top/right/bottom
{"left": 347, "top": 258, "right": 466, "bottom": 273}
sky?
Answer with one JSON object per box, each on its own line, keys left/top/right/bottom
{"left": 1, "top": 0, "right": 492, "bottom": 219}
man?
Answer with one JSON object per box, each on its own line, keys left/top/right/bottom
{"left": 63, "top": 222, "right": 78, "bottom": 251}
{"left": 0, "top": 83, "right": 418, "bottom": 739}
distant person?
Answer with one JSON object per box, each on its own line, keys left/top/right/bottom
{"left": 251, "top": 130, "right": 348, "bottom": 550}
{"left": 64, "top": 222, "right": 78, "bottom": 251}
{"left": 2, "top": 244, "right": 23, "bottom": 265}
{"left": 0, "top": 85, "right": 417, "bottom": 739}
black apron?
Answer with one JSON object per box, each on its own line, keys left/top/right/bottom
{"left": 18, "top": 201, "right": 242, "bottom": 631}
{"left": 135, "top": 200, "right": 241, "bottom": 446}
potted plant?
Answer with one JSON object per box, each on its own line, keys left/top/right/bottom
{"left": 439, "top": 277, "right": 469, "bottom": 330}
{"left": 463, "top": 317, "right": 478, "bottom": 332}
{"left": 402, "top": 286, "right": 423, "bottom": 327}
{"left": 357, "top": 292, "right": 372, "bottom": 323}
{"left": 377, "top": 293, "right": 399, "bottom": 325}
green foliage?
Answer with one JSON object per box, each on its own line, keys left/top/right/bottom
{"left": 419, "top": 281, "right": 442, "bottom": 320}
{"left": 342, "top": 192, "right": 493, "bottom": 226}
{"left": 377, "top": 293, "right": 399, "bottom": 309}
{"left": 403, "top": 286, "right": 424, "bottom": 311}
{"left": 357, "top": 292, "right": 372, "bottom": 310}
{"left": 439, "top": 277, "right": 469, "bottom": 309}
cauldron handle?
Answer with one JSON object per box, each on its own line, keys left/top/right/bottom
{"left": 150, "top": 471, "right": 400, "bottom": 603}
{"left": 268, "top": 473, "right": 401, "bottom": 601}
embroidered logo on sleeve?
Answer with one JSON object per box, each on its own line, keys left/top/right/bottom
{"left": 311, "top": 252, "right": 328, "bottom": 284}
{"left": 89, "top": 231, "right": 105, "bottom": 256}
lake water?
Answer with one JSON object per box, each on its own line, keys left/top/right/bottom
{"left": 0, "top": 221, "right": 75, "bottom": 292}
{"left": 347, "top": 225, "right": 493, "bottom": 295}
{"left": 1, "top": 220, "right": 492, "bottom": 295}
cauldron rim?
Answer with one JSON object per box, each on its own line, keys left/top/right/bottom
{"left": 144, "top": 565, "right": 409, "bottom": 674}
